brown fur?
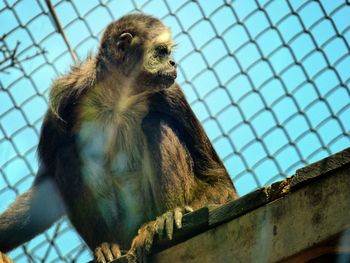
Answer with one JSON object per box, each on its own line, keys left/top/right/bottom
{"left": 0, "top": 13, "right": 237, "bottom": 261}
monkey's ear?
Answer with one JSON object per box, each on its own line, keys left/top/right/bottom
{"left": 117, "top": 32, "right": 133, "bottom": 51}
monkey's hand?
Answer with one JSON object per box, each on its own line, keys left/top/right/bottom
{"left": 0, "top": 252, "right": 13, "bottom": 263}
{"left": 126, "top": 206, "right": 193, "bottom": 263}
{"left": 94, "top": 242, "right": 121, "bottom": 263}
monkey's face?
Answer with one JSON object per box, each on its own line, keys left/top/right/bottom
{"left": 98, "top": 17, "right": 177, "bottom": 91}
{"left": 140, "top": 29, "right": 177, "bottom": 89}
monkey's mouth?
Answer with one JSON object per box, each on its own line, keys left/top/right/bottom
{"left": 159, "top": 70, "right": 177, "bottom": 85}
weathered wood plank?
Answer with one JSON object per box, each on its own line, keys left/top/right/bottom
{"left": 151, "top": 163, "right": 350, "bottom": 263}
{"left": 209, "top": 187, "right": 269, "bottom": 227}
{"left": 267, "top": 178, "right": 291, "bottom": 201}
{"left": 291, "top": 147, "right": 350, "bottom": 189}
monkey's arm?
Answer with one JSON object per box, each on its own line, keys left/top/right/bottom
{"left": 128, "top": 85, "right": 237, "bottom": 261}
{"left": 0, "top": 169, "right": 65, "bottom": 253}
{"left": 149, "top": 83, "right": 237, "bottom": 195}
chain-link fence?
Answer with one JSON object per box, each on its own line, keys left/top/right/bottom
{"left": 0, "top": 0, "right": 349, "bottom": 262}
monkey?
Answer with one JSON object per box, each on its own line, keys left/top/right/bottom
{"left": 0, "top": 13, "right": 237, "bottom": 263}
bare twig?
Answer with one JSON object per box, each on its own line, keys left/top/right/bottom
{"left": 0, "top": 35, "right": 46, "bottom": 74}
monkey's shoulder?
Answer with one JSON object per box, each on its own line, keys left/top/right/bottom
{"left": 48, "top": 58, "right": 97, "bottom": 123}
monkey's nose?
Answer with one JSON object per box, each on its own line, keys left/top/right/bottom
{"left": 169, "top": 60, "right": 176, "bottom": 67}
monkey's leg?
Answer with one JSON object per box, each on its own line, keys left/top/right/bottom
{"left": 94, "top": 242, "right": 122, "bottom": 263}
{"left": 0, "top": 252, "right": 13, "bottom": 263}
{"left": 125, "top": 206, "right": 193, "bottom": 263}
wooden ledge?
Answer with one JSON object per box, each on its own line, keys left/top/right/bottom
{"left": 111, "top": 147, "right": 350, "bottom": 263}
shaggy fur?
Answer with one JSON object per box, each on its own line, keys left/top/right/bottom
{"left": 0, "top": 13, "right": 237, "bottom": 262}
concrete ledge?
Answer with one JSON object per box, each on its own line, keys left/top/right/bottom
{"left": 111, "top": 147, "right": 350, "bottom": 263}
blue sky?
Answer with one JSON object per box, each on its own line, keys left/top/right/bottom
{"left": 0, "top": 0, "right": 350, "bottom": 262}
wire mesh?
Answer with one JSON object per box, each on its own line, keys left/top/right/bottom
{"left": 0, "top": 0, "right": 349, "bottom": 262}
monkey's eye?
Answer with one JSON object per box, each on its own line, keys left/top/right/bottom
{"left": 155, "top": 45, "right": 169, "bottom": 57}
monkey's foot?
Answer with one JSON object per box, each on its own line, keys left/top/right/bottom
{"left": 94, "top": 242, "right": 121, "bottom": 263}
{"left": 126, "top": 206, "right": 193, "bottom": 263}
{"left": 0, "top": 252, "right": 13, "bottom": 263}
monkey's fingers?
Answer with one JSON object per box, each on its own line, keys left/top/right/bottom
{"left": 184, "top": 205, "right": 194, "bottom": 213}
{"left": 111, "top": 244, "right": 122, "bottom": 258}
{"left": 95, "top": 246, "right": 107, "bottom": 263}
{"left": 0, "top": 252, "right": 13, "bottom": 263}
{"left": 164, "top": 211, "right": 174, "bottom": 240}
{"left": 101, "top": 243, "right": 114, "bottom": 262}
{"left": 155, "top": 215, "right": 165, "bottom": 240}
{"left": 157, "top": 206, "right": 194, "bottom": 240}
{"left": 174, "top": 207, "right": 183, "bottom": 229}
{"left": 95, "top": 242, "right": 121, "bottom": 263}
{"left": 174, "top": 206, "right": 193, "bottom": 229}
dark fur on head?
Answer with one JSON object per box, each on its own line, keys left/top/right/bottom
{"left": 50, "top": 14, "right": 176, "bottom": 124}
